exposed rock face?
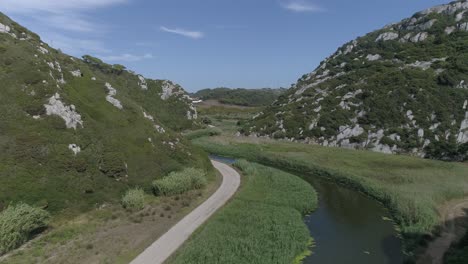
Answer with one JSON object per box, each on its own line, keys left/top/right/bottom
{"left": 68, "top": 144, "right": 81, "bottom": 155}
{"left": 458, "top": 112, "right": 468, "bottom": 143}
{"left": 161, "top": 81, "right": 177, "bottom": 100}
{"left": 70, "top": 70, "right": 82, "bottom": 77}
{"left": 245, "top": 0, "right": 468, "bottom": 160}
{"left": 376, "top": 32, "right": 399, "bottom": 42}
{"left": 105, "top": 83, "right": 123, "bottom": 109}
{"left": 0, "top": 23, "right": 10, "bottom": 33}
{"left": 366, "top": 54, "right": 381, "bottom": 61}
{"left": 44, "top": 93, "right": 83, "bottom": 129}
{"left": 138, "top": 75, "right": 148, "bottom": 90}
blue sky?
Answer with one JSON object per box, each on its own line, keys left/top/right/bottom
{"left": 0, "top": 0, "right": 449, "bottom": 92}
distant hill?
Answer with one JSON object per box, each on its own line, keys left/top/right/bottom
{"left": 245, "top": 0, "right": 468, "bottom": 161}
{"left": 0, "top": 12, "right": 207, "bottom": 215}
{"left": 192, "top": 87, "right": 286, "bottom": 107}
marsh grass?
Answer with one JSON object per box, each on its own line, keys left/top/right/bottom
{"left": 193, "top": 136, "right": 468, "bottom": 253}
{"left": 170, "top": 160, "right": 317, "bottom": 264}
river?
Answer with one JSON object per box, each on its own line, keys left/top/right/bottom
{"left": 210, "top": 155, "right": 405, "bottom": 263}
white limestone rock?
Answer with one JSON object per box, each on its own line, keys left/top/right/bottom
{"left": 68, "top": 144, "right": 81, "bottom": 155}
{"left": 154, "top": 125, "right": 166, "bottom": 134}
{"left": 366, "top": 54, "right": 382, "bottom": 61}
{"left": 376, "top": 32, "right": 399, "bottom": 42}
{"left": 138, "top": 75, "right": 148, "bottom": 90}
{"left": 143, "top": 111, "right": 154, "bottom": 122}
{"left": 410, "top": 32, "right": 429, "bottom": 42}
{"left": 344, "top": 40, "right": 358, "bottom": 54}
{"left": 160, "top": 80, "right": 177, "bottom": 100}
{"left": 445, "top": 26, "right": 456, "bottom": 34}
{"left": 459, "top": 22, "right": 468, "bottom": 31}
{"left": 38, "top": 46, "right": 49, "bottom": 54}
{"left": 0, "top": 23, "right": 10, "bottom": 33}
{"left": 456, "top": 10, "right": 467, "bottom": 22}
{"left": 420, "top": 2, "right": 468, "bottom": 15}
{"left": 105, "top": 83, "right": 123, "bottom": 109}
{"left": 44, "top": 93, "right": 83, "bottom": 129}
{"left": 70, "top": 70, "right": 82, "bottom": 77}
{"left": 457, "top": 112, "right": 468, "bottom": 144}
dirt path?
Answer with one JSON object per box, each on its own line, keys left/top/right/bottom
{"left": 130, "top": 160, "right": 241, "bottom": 264}
{"left": 417, "top": 198, "right": 468, "bottom": 264}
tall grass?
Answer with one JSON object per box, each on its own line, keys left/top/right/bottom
{"left": 152, "top": 168, "right": 207, "bottom": 196}
{"left": 192, "top": 136, "right": 468, "bottom": 254}
{"left": 0, "top": 203, "right": 50, "bottom": 255}
{"left": 170, "top": 161, "right": 317, "bottom": 264}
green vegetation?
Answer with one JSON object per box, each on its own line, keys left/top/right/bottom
{"left": 170, "top": 160, "right": 317, "bottom": 264}
{"left": 0, "top": 11, "right": 211, "bottom": 255}
{"left": 183, "top": 127, "right": 222, "bottom": 140}
{"left": 192, "top": 87, "right": 286, "bottom": 107}
{"left": 121, "top": 188, "right": 146, "bottom": 210}
{"left": 192, "top": 136, "right": 468, "bottom": 254}
{"left": 0, "top": 203, "right": 50, "bottom": 254}
{"left": 153, "top": 168, "right": 207, "bottom": 196}
{"left": 245, "top": 7, "right": 468, "bottom": 161}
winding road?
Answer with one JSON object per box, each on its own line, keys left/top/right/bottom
{"left": 130, "top": 160, "right": 241, "bottom": 264}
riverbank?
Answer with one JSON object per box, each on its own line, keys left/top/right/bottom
{"left": 169, "top": 160, "right": 318, "bottom": 264}
{"left": 192, "top": 136, "right": 468, "bottom": 259}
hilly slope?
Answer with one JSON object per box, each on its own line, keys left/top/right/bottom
{"left": 244, "top": 0, "right": 468, "bottom": 161}
{"left": 0, "top": 12, "right": 206, "bottom": 216}
{"left": 192, "top": 87, "right": 286, "bottom": 107}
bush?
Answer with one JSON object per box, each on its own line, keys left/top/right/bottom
{"left": 184, "top": 128, "right": 222, "bottom": 140}
{"left": 0, "top": 203, "right": 50, "bottom": 255}
{"left": 152, "top": 168, "right": 207, "bottom": 196}
{"left": 121, "top": 188, "right": 145, "bottom": 210}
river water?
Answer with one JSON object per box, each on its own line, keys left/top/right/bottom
{"left": 210, "top": 156, "right": 404, "bottom": 263}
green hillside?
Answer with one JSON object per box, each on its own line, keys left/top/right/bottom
{"left": 192, "top": 87, "right": 286, "bottom": 107}
{"left": 0, "top": 11, "right": 208, "bottom": 218}
{"left": 245, "top": 0, "right": 468, "bottom": 161}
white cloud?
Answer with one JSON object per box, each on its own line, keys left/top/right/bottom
{"left": 160, "top": 26, "right": 204, "bottom": 39}
{"left": 281, "top": 0, "right": 323, "bottom": 12}
{"left": 0, "top": 0, "right": 127, "bottom": 14}
{"left": 99, "top": 53, "right": 154, "bottom": 62}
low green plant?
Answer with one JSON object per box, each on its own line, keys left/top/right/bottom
{"left": 170, "top": 161, "right": 317, "bottom": 264}
{"left": 152, "top": 168, "right": 207, "bottom": 196}
{"left": 121, "top": 188, "right": 145, "bottom": 210}
{"left": 183, "top": 128, "right": 222, "bottom": 140}
{"left": 0, "top": 203, "right": 50, "bottom": 255}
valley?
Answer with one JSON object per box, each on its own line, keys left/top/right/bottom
{"left": 1, "top": 1, "right": 468, "bottom": 264}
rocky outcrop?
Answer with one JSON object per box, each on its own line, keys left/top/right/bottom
{"left": 68, "top": 144, "right": 81, "bottom": 155}
{"left": 44, "top": 93, "right": 83, "bottom": 129}
{"left": 138, "top": 75, "right": 148, "bottom": 90}
{"left": 161, "top": 81, "right": 177, "bottom": 100}
{"left": 105, "top": 83, "right": 123, "bottom": 109}
{"left": 376, "top": 32, "right": 399, "bottom": 42}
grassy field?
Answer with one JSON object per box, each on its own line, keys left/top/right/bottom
{"left": 192, "top": 136, "right": 468, "bottom": 254}
{"left": 169, "top": 160, "right": 317, "bottom": 264}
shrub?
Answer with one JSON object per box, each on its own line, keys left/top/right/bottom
{"left": 152, "top": 168, "right": 207, "bottom": 196}
{"left": 121, "top": 188, "right": 145, "bottom": 210}
{"left": 0, "top": 203, "right": 50, "bottom": 255}
{"left": 184, "top": 128, "right": 222, "bottom": 140}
